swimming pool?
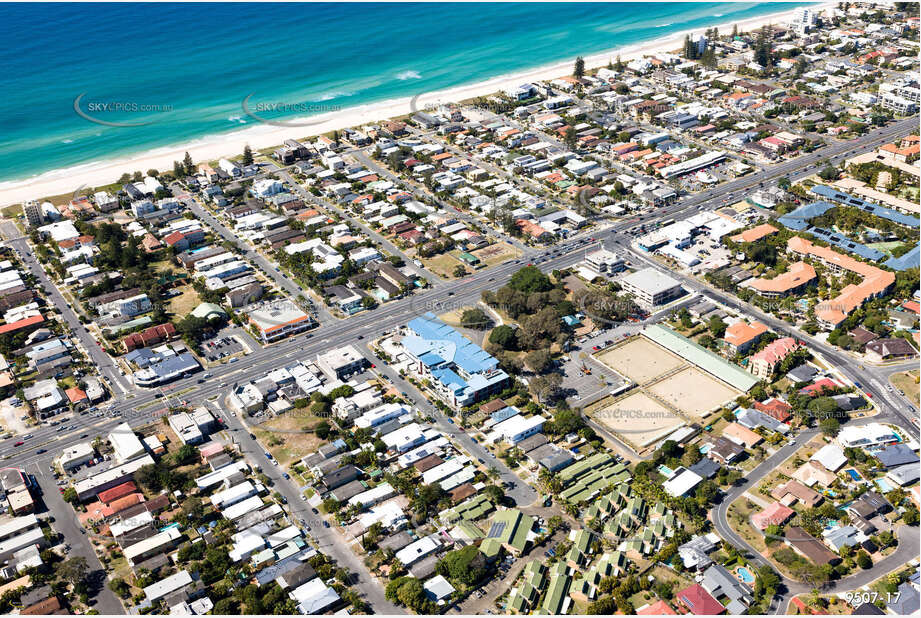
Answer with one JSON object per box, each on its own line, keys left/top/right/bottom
{"left": 737, "top": 567, "right": 755, "bottom": 584}
{"left": 876, "top": 478, "right": 894, "bottom": 493}
{"left": 845, "top": 469, "right": 862, "bottom": 481}
{"left": 659, "top": 465, "right": 675, "bottom": 477}
{"left": 699, "top": 444, "right": 711, "bottom": 454}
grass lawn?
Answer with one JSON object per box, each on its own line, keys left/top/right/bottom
{"left": 648, "top": 564, "right": 694, "bottom": 596}
{"left": 167, "top": 285, "right": 201, "bottom": 317}
{"left": 727, "top": 498, "right": 767, "bottom": 553}
{"left": 253, "top": 412, "right": 326, "bottom": 467}
{"left": 423, "top": 253, "right": 465, "bottom": 278}
{"left": 889, "top": 370, "right": 919, "bottom": 406}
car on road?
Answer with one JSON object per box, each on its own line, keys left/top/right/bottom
{"left": 36, "top": 449, "right": 46, "bottom": 454}
{"left": 14, "top": 441, "right": 23, "bottom": 447}
{"left": 249, "top": 433, "right": 257, "bottom": 440}
{"left": 323, "top": 521, "right": 330, "bottom": 528}
{"left": 282, "top": 473, "right": 290, "bottom": 480}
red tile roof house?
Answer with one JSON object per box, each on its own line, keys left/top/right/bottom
{"left": 752, "top": 502, "right": 795, "bottom": 530}
{"left": 0, "top": 313, "right": 44, "bottom": 335}
{"left": 676, "top": 584, "right": 725, "bottom": 615}
{"left": 754, "top": 398, "right": 793, "bottom": 423}
{"left": 98, "top": 481, "right": 138, "bottom": 505}
{"left": 799, "top": 378, "right": 839, "bottom": 397}
{"left": 723, "top": 321, "right": 769, "bottom": 355}
{"left": 637, "top": 600, "right": 677, "bottom": 615}
{"left": 162, "top": 231, "right": 192, "bottom": 251}
{"left": 122, "top": 323, "right": 177, "bottom": 353}
{"left": 65, "top": 387, "right": 89, "bottom": 408}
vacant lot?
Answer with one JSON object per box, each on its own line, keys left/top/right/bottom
{"left": 648, "top": 367, "right": 741, "bottom": 419}
{"left": 890, "top": 370, "right": 919, "bottom": 406}
{"left": 167, "top": 285, "right": 200, "bottom": 317}
{"left": 471, "top": 242, "right": 522, "bottom": 268}
{"left": 253, "top": 411, "right": 325, "bottom": 467}
{"left": 423, "top": 253, "right": 465, "bottom": 278}
{"left": 595, "top": 337, "right": 684, "bottom": 384}
{"left": 591, "top": 391, "right": 684, "bottom": 448}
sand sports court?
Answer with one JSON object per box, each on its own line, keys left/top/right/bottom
{"left": 590, "top": 391, "right": 685, "bottom": 448}
{"left": 647, "top": 366, "right": 741, "bottom": 419}
{"left": 595, "top": 337, "right": 685, "bottom": 384}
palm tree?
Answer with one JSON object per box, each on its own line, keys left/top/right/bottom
{"left": 487, "top": 466, "right": 500, "bottom": 481}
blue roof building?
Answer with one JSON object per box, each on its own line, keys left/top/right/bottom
{"left": 404, "top": 313, "right": 509, "bottom": 408}
{"left": 810, "top": 185, "right": 920, "bottom": 228}
{"left": 778, "top": 188, "right": 919, "bottom": 267}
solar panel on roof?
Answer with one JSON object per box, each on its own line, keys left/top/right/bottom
{"left": 488, "top": 522, "right": 506, "bottom": 538}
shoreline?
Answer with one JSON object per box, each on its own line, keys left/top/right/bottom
{"left": 0, "top": 3, "right": 827, "bottom": 208}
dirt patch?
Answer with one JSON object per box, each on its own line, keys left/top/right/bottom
{"left": 252, "top": 411, "right": 326, "bottom": 467}
{"left": 471, "top": 242, "right": 522, "bottom": 268}
{"left": 595, "top": 337, "right": 685, "bottom": 384}
{"left": 590, "top": 391, "right": 684, "bottom": 448}
{"left": 647, "top": 367, "right": 741, "bottom": 419}
{"left": 0, "top": 400, "right": 29, "bottom": 435}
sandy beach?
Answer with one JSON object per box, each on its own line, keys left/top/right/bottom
{"left": 0, "top": 3, "right": 831, "bottom": 208}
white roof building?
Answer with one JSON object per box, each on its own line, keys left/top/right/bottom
{"left": 144, "top": 570, "right": 193, "bottom": 603}
{"left": 210, "top": 481, "right": 257, "bottom": 509}
{"left": 108, "top": 422, "right": 146, "bottom": 463}
{"left": 124, "top": 527, "right": 182, "bottom": 565}
{"left": 662, "top": 467, "right": 703, "bottom": 497}
{"left": 810, "top": 443, "right": 848, "bottom": 472}
{"left": 195, "top": 461, "right": 249, "bottom": 490}
{"left": 837, "top": 423, "right": 900, "bottom": 449}
{"left": 395, "top": 535, "right": 439, "bottom": 567}
{"left": 290, "top": 578, "right": 341, "bottom": 615}
{"left": 221, "top": 495, "right": 264, "bottom": 521}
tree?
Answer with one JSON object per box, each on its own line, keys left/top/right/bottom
{"left": 574, "top": 56, "right": 585, "bottom": 79}
{"left": 437, "top": 545, "right": 487, "bottom": 586}
{"left": 62, "top": 487, "right": 78, "bottom": 504}
{"left": 509, "top": 266, "right": 552, "bottom": 294}
{"left": 564, "top": 126, "right": 577, "bottom": 149}
{"left": 57, "top": 556, "right": 89, "bottom": 587}
{"left": 818, "top": 165, "right": 839, "bottom": 181}
{"left": 242, "top": 144, "right": 254, "bottom": 166}
{"left": 183, "top": 151, "right": 194, "bottom": 175}
{"left": 708, "top": 315, "right": 727, "bottom": 338}
{"left": 453, "top": 265, "right": 467, "bottom": 278}
{"left": 172, "top": 443, "right": 198, "bottom": 466}
{"left": 856, "top": 551, "right": 872, "bottom": 569}
{"left": 819, "top": 417, "right": 840, "bottom": 436}
{"left": 488, "top": 324, "right": 518, "bottom": 350}
{"left": 777, "top": 177, "right": 791, "bottom": 190}
{"left": 524, "top": 348, "right": 553, "bottom": 374}
{"left": 460, "top": 308, "right": 490, "bottom": 329}
{"left": 530, "top": 372, "right": 563, "bottom": 403}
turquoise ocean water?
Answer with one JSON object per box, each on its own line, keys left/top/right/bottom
{"left": 0, "top": 2, "right": 809, "bottom": 184}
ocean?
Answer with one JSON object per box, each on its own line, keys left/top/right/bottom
{"left": 0, "top": 2, "right": 809, "bottom": 184}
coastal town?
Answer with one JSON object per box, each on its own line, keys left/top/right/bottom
{"left": 0, "top": 2, "right": 918, "bottom": 617}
